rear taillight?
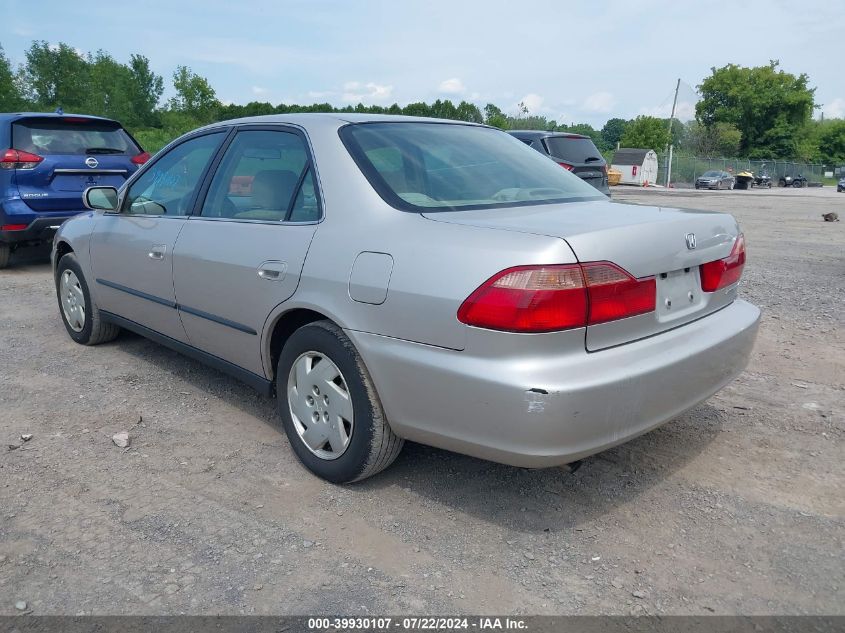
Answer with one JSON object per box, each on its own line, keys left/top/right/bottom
{"left": 1, "top": 224, "right": 29, "bottom": 231}
{"left": 457, "top": 262, "right": 656, "bottom": 333}
{"left": 557, "top": 161, "right": 574, "bottom": 171}
{"left": 582, "top": 262, "right": 656, "bottom": 325}
{"left": 700, "top": 234, "right": 746, "bottom": 292}
{"left": 131, "top": 151, "right": 151, "bottom": 165}
{"left": 0, "top": 149, "right": 43, "bottom": 170}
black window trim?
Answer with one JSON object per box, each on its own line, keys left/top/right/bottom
{"left": 338, "top": 120, "right": 604, "bottom": 214}
{"left": 117, "top": 127, "right": 231, "bottom": 219}
{"left": 190, "top": 123, "right": 324, "bottom": 226}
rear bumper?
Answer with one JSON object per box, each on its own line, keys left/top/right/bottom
{"left": 0, "top": 216, "right": 75, "bottom": 245}
{"left": 0, "top": 199, "right": 81, "bottom": 245}
{"left": 350, "top": 299, "right": 760, "bottom": 468}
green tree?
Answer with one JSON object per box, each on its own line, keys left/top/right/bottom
{"left": 686, "top": 121, "right": 742, "bottom": 156}
{"left": 813, "top": 119, "right": 845, "bottom": 164}
{"left": 23, "top": 41, "right": 91, "bottom": 110}
{"left": 696, "top": 61, "right": 815, "bottom": 158}
{"left": 126, "top": 55, "right": 163, "bottom": 128}
{"left": 620, "top": 116, "right": 670, "bottom": 150}
{"left": 455, "top": 100, "right": 483, "bottom": 123}
{"left": 168, "top": 65, "right": 219, "bottom": 123}
{"left": 0, "top": 44, "right": 25, "bottom": 111}
{"left": 600, "top": 117, "right": 628, "bottom": 149}
{"left": 85, "top": 50, "right": 133, "bottom": 122}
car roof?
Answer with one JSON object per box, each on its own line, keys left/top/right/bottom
{"left": 197, "top": 113, "right": 485, "bottom": 134}
{"left": 507, "top": 130, "right": 590, "bottom": 140}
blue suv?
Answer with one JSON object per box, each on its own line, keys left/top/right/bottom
{"left": 0, "top": 112, "right": 148, "bottom": 268}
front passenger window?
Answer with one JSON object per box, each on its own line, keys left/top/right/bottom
{"left": 123, "top": 132, "right": 223, "bottom": 216}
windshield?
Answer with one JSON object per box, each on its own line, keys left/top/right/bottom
{"left": 12, "top": 118, "right": 140, "bottom": 156}
{"left": 340, "top": 122, "right": 604, "bottom": 212}
{"left": 543, "top": 136, "right": 603, "bottom": 163}
{"left": 702, "top": 170, "right": 722, "bottom": 177}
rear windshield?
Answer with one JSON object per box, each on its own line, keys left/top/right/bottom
{"left": 542, "top": 136, "right": 603, "bottom": 163}
{"left": 340, "top": 122, "right": 604, "bottom": 212}
{"left": 12, "top": 118, "right": 140, "bottom": 156}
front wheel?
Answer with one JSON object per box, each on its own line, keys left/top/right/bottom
{"left": 55, "top": 253, "right": 120, "bottom": 345}
{"left": 793, "top": 180, "right": 803, "bottom": 188}
{"left": 277, "top": 320, "right": 404, "bottom": 483}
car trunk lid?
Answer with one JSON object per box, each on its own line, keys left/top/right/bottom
{"left": 424, "top": 199, "right": 741, "bottom": 350}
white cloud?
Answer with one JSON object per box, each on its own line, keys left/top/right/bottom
{"left": 251, "top": 86, "right": 268, "bottom": 96}
{"left": 582, "top": 91, "right": 615, "bottom": 113}
{"left": 820, "top": 97, "right": 845, "bottom": 119}
{"left": 307, "top": 90, "right": 334, "bottom": 100}
{"left": 516, "top": 93, "right": 544, "bottom": 114}
{"left": 438, "top": 77, "right": 466, "bottom": 94}
{"left": 342, "top": 81, "right": 394, "bottom": 103}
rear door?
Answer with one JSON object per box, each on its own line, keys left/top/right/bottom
{"left": 12, "top": 117, "right": 143, "bottom": 213}
{"left": 90, "top": 131, "right": 226, "bottom": 342}
{"left": 543, "top": 135, "right": 608, "bottom": 191}
{"left": 172, "top": 126, "right": 320, "bottom": 376}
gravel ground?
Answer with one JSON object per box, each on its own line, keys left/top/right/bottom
{"left": 0, "top": 186, "right": 842, "bottom": 616}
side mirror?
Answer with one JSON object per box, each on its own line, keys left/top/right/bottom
{"left": 83, "top": 186, "right": 120, "bottom": 212}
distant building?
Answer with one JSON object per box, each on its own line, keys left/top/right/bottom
{"left": 611, "top": 148, "right": 659, "bottom": 186}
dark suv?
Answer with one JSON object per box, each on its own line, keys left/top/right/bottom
{"left": 0, "top": 113, "right": 148, "bottom": 268}
{"left": 508, "top": 130, "right": 610, "bottom": 196}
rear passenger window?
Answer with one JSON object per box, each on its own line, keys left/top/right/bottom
{"left": 201, "top": 130, "right": 318, "bottom": 222}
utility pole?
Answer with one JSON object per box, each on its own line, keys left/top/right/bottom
{"left": 666, "top": 78, "right": 680, "bottom": 187}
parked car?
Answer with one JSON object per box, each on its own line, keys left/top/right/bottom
{"left": 695, "top": 170, "right": 735, "bottom": 190}
{"left": 53, "top": 114, "right": 759, "bottom": 483}
{"left": 508, "top": 130, "right": 610, "bottom": 195}
{"left": 838, "top": 177, "right": 845, "bottom": 193}
{"left": 0, "top": 112, "right": 148, "bottom": 268}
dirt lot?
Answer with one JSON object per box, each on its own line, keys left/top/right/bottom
{"left": 1, "top": 186, "right": 842, "bottom": 616}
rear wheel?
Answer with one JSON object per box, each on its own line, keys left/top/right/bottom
{"left": 0, "top": 243, "right": 9, "bottom": 269}
{"left": 277, "top": 320, "right": 403, "bottom": 483}
{"left": 55, "top": 253, "right": 120, "bottom": 345}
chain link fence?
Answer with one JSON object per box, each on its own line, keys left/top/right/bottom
{"left": 656, "top": 154, "right": 831, "bottom": 188}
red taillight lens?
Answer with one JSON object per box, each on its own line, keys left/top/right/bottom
{"left": 457, "top": 264, "right": 587, "bottom": 333}
{"left": 0, "top": 149, "right": 43, "bottom": 170}
{"left": 557, "top": 161, "right": 574, "bottom": 171}
{"left": 582, "top": 262, "right": 656, "bottom": 325}
{"left": 1, "top": 224, "right": 29, "bottom": 231}
{"left": 700, "top": 234, "right": 746, "bottom": 292}
{"left": 458, "top": 262, "right": 656, "bottom": 333}
{"left": 131, "top": 151, "right": 151, "bottom": 165}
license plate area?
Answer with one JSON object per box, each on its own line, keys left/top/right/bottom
{"left": 656, "top": 267, "right": 704, "bottom": 323}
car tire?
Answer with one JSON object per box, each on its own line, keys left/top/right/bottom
{"left": 793, "top": 181, "right": 803, "bottom": 188}
{"left": 55, "top": 253, "right": 120, "bottom": 345}
{"left": 0, "top": 243, "right": 10, "bottom": 269}
{"left": 276, "top": 320, "right": 404, "bottom": 483}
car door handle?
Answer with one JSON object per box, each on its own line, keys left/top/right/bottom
{"left": 148, "top": 244, "right": 167, "bottom": 260}
{"left": 257, "top": 261, "right": 287, "bottom": 281}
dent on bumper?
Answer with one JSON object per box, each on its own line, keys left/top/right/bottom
{"left": 349, "top": 300, "right": 761, "bottom": 468}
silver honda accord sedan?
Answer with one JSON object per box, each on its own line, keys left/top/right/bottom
{"left": 52, "top": 114, "right": 760, "bottom": 483}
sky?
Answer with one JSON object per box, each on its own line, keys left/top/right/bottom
{"left": 2, "top": 0, "right": 843, "bottom": 127}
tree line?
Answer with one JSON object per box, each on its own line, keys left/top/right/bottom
{"left": 1, "top": 42, "right": 843, "bottom": 164}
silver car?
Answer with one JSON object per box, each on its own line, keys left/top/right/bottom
{"left": 52, "top": 114, "right": 760, "bottom": 483}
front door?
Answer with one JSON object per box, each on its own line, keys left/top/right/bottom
{"left": 172, "top": 127, "right": 321, "bottom": 376}
{"left": 90, "top": 132, "right": 225, "bottom": 342}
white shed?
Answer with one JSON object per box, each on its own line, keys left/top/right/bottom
{"left": 611, "top": 148, "right": 659, "bottom": 186}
